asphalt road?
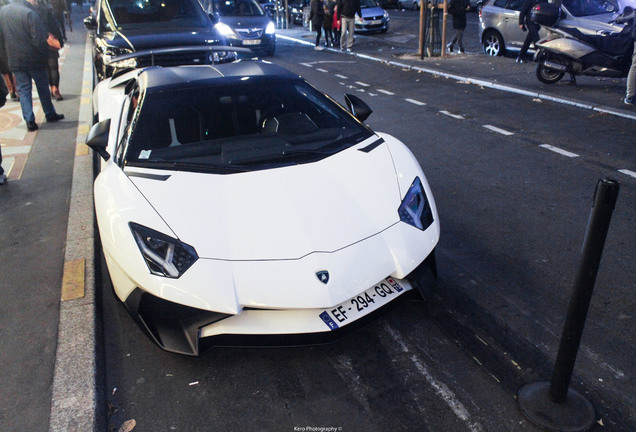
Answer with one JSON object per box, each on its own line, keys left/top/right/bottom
{"left": 99, "top": 32, "right": 635, "bottom": 432}
{"left": 0, "top": 7, "right": 634, "bottom": 432}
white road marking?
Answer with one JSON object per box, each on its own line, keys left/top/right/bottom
{"left": 539, "top": 144, "right": 579, "bottom": 158}
{"left": 406, "top": 98, "right": 426, "bottom": 106}
{"left": 483, "top": 125, "right": 514, "bottom": 136}
{"left": 377, "top": 89, "right": 395, "bottom": 95}
{"left": 355, "top": 81, "right": 370, "bottom": 87}
{"left": 316, "top": 68, "right": 328, "bottom": 73}
{"left": 335, "top": 74, "right": 348, "bottom": 79}
{"left": 618, "top": 169, "right": 636, "bottom": 179}
{"left": 440, "top": 110, "right": 465, "bottom": 120}
{"left": 299, "top": 62, "right": 313, "bottom": 68}
{"left": 410, "top": 356, "right": 484, "bottom": 432}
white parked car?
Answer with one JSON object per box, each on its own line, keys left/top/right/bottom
{"left": 87, "top": 54, "right": 440, "bottom": 356}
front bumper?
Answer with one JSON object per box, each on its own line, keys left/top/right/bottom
{"left": 124, "top": 257, "right": 435, "bottom": 356}
{"left": 355, "top": 19, "right": 389, "bottom": 33}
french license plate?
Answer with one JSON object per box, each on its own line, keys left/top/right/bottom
{"left": 319, "top": 277, "right": 406, "bottom": 330}
{"left": 368, "top": 19, "right": 382, "bottom": 25}
{"left": 242, "top": 39, "right": 261, "bottom": 45}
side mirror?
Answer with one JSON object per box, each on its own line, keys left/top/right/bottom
{"left": 344, "top": 94, "right": 372, "bottom": 122}
{"left": 86, "top": 119, "right": 111, "bottom": 161}
{"left": 83, "top": 15, "right": 97, "bottom": 30}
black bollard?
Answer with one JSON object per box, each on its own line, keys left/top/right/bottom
{"left": 518, "top": 178, "right": 620, "bottom": 432}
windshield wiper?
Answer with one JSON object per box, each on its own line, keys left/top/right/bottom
{"left": 127, "top": 160, "right": 249, "bottom": 173}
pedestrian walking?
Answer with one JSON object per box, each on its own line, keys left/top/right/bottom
{"left": 337, "top": 0, "right": 360, "bottom": 51}
{"left": 616, "top": 6, "right": 636, "bottom": 105}
{"left": 37, "top": 0, "right": 64, "bottom": 100}
{"left": 323, "top": 0, "right": 334, "bottom": 47}
{"left": 332, "top": 3, "right": 341, "bottom": 47}
{"left": 517, "top": 0, "right": 540, "bottom": 62}
{"left": 310, "top": 0, "right": 325, "bottom": 50}
{"left": 0, "top": 0, "right": 64, "bottom": 131}
{"left": 446, "top": 0, "right": 469, "bottom": 53}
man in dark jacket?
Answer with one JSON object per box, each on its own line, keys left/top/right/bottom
{"left": 336, "top": 0, "right": 360, "bottom": 51}
{"left": 0, "top": 0, "right": 64, "bottom": 131}
{"left": 447, "top": 0, "right": 469, "bottom": 53}
{"left": 517, "top": 0, "right": 540, "bottom": 62}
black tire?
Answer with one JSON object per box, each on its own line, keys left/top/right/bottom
{"left": 482, "top": 30, "right": 504, "bottom": 56}
{"left": 406, "top": 251, "right": 438, "bottom": 301}
{"left": 536, "top": 60, "right": 565, "bottom": 84}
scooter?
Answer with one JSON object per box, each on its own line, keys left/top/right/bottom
{"left": 531, "top": 4, "right": 634, "bottom": 84}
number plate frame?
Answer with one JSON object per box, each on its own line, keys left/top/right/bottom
{"left": 319, "top": 277, "right": 408, "bottom": 330}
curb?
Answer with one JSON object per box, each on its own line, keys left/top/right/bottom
{"left": 49, "top": 35, "right": 98, "bottom": 432}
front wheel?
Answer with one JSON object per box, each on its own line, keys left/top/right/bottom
{"left": 536, "top": 60, "right": 565, "bottom": 84}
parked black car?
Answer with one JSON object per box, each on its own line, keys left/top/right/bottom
{"left": 209, "top": 0, "right": 276, "bottom": 56}
{"left": 84, "top": 0, "right": 235, "bottom": 81}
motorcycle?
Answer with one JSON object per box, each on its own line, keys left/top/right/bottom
{"left": 531, "top": 3, "right": 634, "bottom": 84}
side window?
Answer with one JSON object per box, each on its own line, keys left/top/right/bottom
{"left": 506, "top": 0, "right": 523, "bottom": 10}
{"left": 115, "top": 89, "right": 140, "bottom": 165}
{"left": 493, "top": 0, "right": 508, "bottom": 7}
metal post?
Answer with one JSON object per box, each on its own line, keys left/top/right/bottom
{"left": 518, "top": 178, "right": 620, "bottom": 432}
{"left": 549, "top": 177, "right": 620, "bottom": 402}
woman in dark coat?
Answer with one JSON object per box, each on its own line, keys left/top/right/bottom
{"left": 309, "top": 0, "right": 325, "bottom": 50}
{"left": 447, "top": 0, "right": 469, "bottom": 53}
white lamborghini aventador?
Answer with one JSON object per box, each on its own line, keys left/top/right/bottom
{"left": 87, "top": 56, "right": 440, "bottom": 355}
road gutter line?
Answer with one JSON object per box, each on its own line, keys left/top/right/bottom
{"left": 277, "top": 34, "right": 636, "bottom": 122}
{"left": 49, "top": 36, "right": 97, "bottom": 432}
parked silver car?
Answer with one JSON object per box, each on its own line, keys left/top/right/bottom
{"left": 479, "top": 0, "right": 623, "bottom": 56}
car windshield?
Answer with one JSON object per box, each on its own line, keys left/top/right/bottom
{"left": 106, "top": 0, "right": 208, "bottom": 29}
{"left": 212, "top": 0, "right": 265, "bottom": 16}
{"left": 360, "top": 0, "right": 380, "bottom": 7}
{"left": 562, "top": 0, "right": 614, "bottom": 17}
{"left": 125, "top": 78, "right": 373, "bottom": 173}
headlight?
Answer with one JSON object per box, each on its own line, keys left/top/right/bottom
{"left": 355, "top": 15, "right": 364, "bottom": 24}
{"left": 110, "top": 57, "right": 138, "bottom": 69}
{"left": 398, "top": 177, "right": 434, "bottom": 230}
{"left": 383, "top": 10, "right": 389, "bottom": 19}
{"left": 129, "top": 223, "right": 198, "bottom": 278}
{"left": 215, "top": 22, "right": 235, "bottom": 37}
{"left": 265, "top": 21, "right": 276, "bottom": 34}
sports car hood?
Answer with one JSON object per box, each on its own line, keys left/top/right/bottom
{"left": 128, "top": 139, "right": 403, "bottom": 261}
{"left": 100, "top": 27, "right": 225, "bottom": 50}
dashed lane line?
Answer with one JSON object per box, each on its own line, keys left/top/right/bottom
{"left": 440, "top": 110, "right": 465, "bottom": 120}
{"left": 483, "top": 125, "right": 514, "bottom": 136}
{"left": 405, "top": 98, "right": 426, "bottom": 106}
{"left": 619, "top": 169, "right": 636, "bottom": 179}
{"left": 539, "top": 144, "right": 579, "bottom": 158}
{"left": 296, "top": 62, "right": 634, "bottom": 181}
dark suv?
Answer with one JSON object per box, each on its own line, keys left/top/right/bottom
{"left": 84, "top": 0, "right": 235, "bottom": 81}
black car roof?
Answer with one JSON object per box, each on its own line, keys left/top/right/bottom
{"left": 138, "top": 60, "right": 301, "bottom": 91}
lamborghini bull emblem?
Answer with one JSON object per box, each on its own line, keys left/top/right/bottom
{"left": 316, "top": 271, "right": 330, "bottom": 284}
